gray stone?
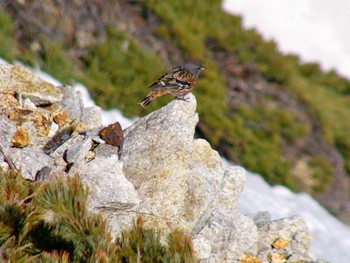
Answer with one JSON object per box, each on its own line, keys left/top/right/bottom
{"left": 83, "top": 106, "right": 102, "bottom": 130}
{"left": 120, "top": 93, "right": 258, "bottom": 261}
{"left": 0, "top": 115, "right": 17, "bottom": 150}
{"left": 22, "top": 98, "right": 37, "bottom": 109}
{"left": 257, "top": 215, "right": 313, "bottom": 262}
{"left": 0, "top": 65, "right": 63, "bottom": 105}
{"left": 49, "top": 134, "right": 85, "bottom": 170}
{"left": 7, "top": 148, "right": 54, "bottom": 180}
{"left": 21, "top": 121, "right": 40, "bottom": 147}
{"left": 70, "top": 154, "right": 139, "bottom": 209}
{"left": 35, "top": 166, "right": 54, "bottom": 181}
{"left": 65, "top": 137, "right": 92, "bottom": 164}
{"left": 91, "top": 135, "right": 106, "bottom": 145}
{"left": 250, "top": 211, "right": 272, "bottom": 228}
{"left": 68, "top": 149, "right": 140, "bottom": 235}
{"left": 121, "top": 93, "right": 199, "bottom": 188}
{"left": 47, "top": 121, "right": 59, "bottom": 138}
{"left": 192, "top": 235, "right": 212, "bottom": 261}
{"left": 60, "top": 85, "right": 85, "bottom": 121}
{"left": 94, "top": 143, "right": 119, "bottom": 158}
{"left": 289, "top": 230, "right": 313, "bottom": 261}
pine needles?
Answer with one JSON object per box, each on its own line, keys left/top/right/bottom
{"left": 116, "top": 217, "right": 197, "bottom": 263}
{"left": 0, "top": 169, "right": 197, "bottom": 262}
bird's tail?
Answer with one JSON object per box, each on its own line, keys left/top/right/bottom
{"left": 139, "top": 90, "right": 165, "bottom": 107}
{"left": 139, "top": 92, "right": 154, "bottom": 107}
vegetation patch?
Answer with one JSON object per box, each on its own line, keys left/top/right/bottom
{"left": 1, "top": 0, "right": 349, "bottom": 215}
{"left": 0, "top": 169, "right": 197, "bottom": 262}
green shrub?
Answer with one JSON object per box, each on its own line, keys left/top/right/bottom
{"left": 116, "top": 217, "right": 197, "bottom": 262}
{"left": 81, "top": 29, "right": 166, "bottom": 115}
{"left": 0, "top": 169, "right": 197, "bottom": 262}
{"left": 0, "top": 169, "right": 118, "bottom": 261}
{"left": 2, "top": 0, "right": 350, "bottom": 197}
{"left": 308, "top": 156, "right": 333, "bottom": 193}
{"left": 299, "top": 63, "right": 350, "bottom": 94}
{"left": 0, "top": 10, "right": 18, "bottom": 62}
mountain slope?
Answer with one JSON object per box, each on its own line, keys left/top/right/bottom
{"left": 1, "top": 0, "right": 349, "bottom": 222}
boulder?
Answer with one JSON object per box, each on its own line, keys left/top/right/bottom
{"left": 251, "top": 212, "right": 313, "bottom": 262}
{"left": 120, "top": 94, "right": 258, "bottom": 261}
{"left": 0, "top": 64, "right": 317, "bottom": 262}
{"left": 0, "top": 65, "right": 63, "bottom": 105}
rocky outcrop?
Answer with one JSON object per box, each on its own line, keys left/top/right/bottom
{"left": 250, "top": 212, "right": 313, "bottom": 262}
{"left": 0, "top": 64, "right": 316, "bottom": 262}
{"left": 120, "top": 94, "right": 257, "bottom": 260}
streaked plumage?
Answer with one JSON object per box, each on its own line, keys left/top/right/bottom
{"left": 139, "top": 63, "right": 204, "bottom": 107}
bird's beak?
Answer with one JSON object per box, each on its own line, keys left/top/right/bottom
{"left": 200, "top": 66, "right": 206, "bottom": 71}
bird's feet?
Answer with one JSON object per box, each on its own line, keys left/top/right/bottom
{"left": 175, "top": 94, "right": 190, "bottom": 102}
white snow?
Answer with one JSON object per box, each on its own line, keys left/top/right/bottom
{"left": 33, "top": 66, "right": 62, "bottom": 87}
{"left": 222, "top": 1, "right": 350, "bottom": 261}
{"left": 222, "top": 0, "right": 350, "bottom": 79}
{"left": 0, "top": 58, "right": 9, "bottom": 65}
{"left": 72, "top": 83, "right": 137, "bottom": 129}
{"left": 237, "top": 172, "right": 350, "bottom": 262}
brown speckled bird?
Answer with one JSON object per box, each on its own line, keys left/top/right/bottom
{"left": 139, "top": 63, "right": 205, "bottom": 107}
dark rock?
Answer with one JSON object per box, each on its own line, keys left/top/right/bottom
{"left": 99, "top": 122, "right": 123, "bottom": 148}
{"left": 35, "top": 166, "right": 54, "bottom": 181}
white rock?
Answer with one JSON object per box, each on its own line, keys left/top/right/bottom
{"left": 120, "top": 93, "right": 258, "bottom": 260}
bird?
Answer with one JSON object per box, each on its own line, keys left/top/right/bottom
{"left": 139, "top": 63, "right": 205, "bottom": 107}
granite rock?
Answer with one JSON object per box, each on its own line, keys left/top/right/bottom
{"left": 0, "top": 64, "right": 318, "bottom": 262}
{"left": 120, "top": 94, "right": 258, "bottom": 261}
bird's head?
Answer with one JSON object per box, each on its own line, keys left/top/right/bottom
{"left": 184, "top": 63, "right": 205, "bottom": 78}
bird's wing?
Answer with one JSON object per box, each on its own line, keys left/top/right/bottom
{"left": 172, "top": 68, "right": 196, "bottom": 88}
{"left": 149, "top": 66, "right": 196, "bottom": 91}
